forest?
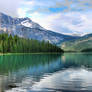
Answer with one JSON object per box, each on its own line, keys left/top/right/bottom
{"left": 0, "top": 34, "right": 63, "bottom": 53}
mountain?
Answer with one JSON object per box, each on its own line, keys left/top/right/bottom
{"left": 61, "top": 33, "right": 92, "bottom": 52}
{"left": 0, "top": 12, "right": 79, "bottom": 45}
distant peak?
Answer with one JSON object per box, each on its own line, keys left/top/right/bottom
{"left": 25, "top": 17, "right": 31, "bottom": 20}
{"left": 0, "top": 12, "right": 12, "bottom": 19}
{"left": 0, "top": 12, "right": 5, "bottom": 16}
{"left": 17, "top": 17, "right": 32, "bottom": 23}
{"left": 20, "top": 17, "right": 31, "bottom": 20}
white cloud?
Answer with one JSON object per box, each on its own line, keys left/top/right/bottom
{"left": 0, "top": 0, "right": 92, "bottom": 35}
{"left": 0, "top": 0, "right": 24, "bottom": 17}
{"left": 17, "top": 8, "right": 29, "bottom": 18}
{"left": 28, "top": 11, "right": 92, "bottom": 35}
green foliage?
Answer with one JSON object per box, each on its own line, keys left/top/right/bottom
{"left": 61, "top": 35, "right": 92, "bottom": 52}
{"left": 0, "top": 34, "right": 63, "bottom": 53}
{"left": 81, "top": 48, "right": 92, "bottom": 52}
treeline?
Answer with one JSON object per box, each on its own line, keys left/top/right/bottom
{"left": 81, "top": 48, "right": 92, "bottom": 52}
{"left": 0, "top": 34, "right": 63, "bottom": 53}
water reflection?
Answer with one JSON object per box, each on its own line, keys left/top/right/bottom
{"left": 0, "top": 54, "right": 61, "bottom": 75}
{"left": 32, "top": 69, "right": 92, "bottom": 92}
{"left": 0, "top": 54, "right": 62, "bottom": 92}
{"left": 0, "top": 53, "right": 92, "bottom": 92}
{"left": 61, "top": 53, "right": 92, "bottom": 69}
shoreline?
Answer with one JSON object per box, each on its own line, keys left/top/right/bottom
{"left": 0, "top": 52, "right": 92, "bottom": 56}
{"left": 0, "top": 52, "right": 64, "bottom": 55}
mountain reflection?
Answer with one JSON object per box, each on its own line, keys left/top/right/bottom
{"left": 0, "top": 53, "right": 92, "bottom": 92}
{"left": 61, "top": 53, "right": 92, "bottom": 69}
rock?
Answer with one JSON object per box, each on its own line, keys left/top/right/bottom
{"left": 8, "top": 84, "right": 18, "bottom": 88}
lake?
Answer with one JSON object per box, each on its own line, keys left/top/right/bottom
{"left": 0, "top": 53, "right": 92, "bottom": 92}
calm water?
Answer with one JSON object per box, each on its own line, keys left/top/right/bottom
{"left": 0, "top": 53, "right": 92, "bottom": 92}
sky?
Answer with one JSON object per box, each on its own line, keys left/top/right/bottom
{"left": 0, "top": 0, "right": 92, "bottom": 35}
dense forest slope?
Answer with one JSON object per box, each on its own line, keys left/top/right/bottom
{"left": 61, "top": 33, "right": 92, "bottom": 52}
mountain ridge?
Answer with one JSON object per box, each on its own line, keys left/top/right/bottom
{"left": 61, "top": 33, "right": 92, "bottom": 51}
{"left": 0, "top": 12, "right": 79, "bottom": 45}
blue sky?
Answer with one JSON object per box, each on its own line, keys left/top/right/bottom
{"left": 0, "top": 0, "right": 92, "bottom": 35}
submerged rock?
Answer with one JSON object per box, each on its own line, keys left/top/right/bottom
{"left": 8, "top": 84, "right": 18, "bottom": 89}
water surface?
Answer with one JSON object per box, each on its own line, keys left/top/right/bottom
{"left": 0, "top": 53, "right": 92, "bottom": 92}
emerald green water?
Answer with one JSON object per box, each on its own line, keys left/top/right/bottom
{"left": 0, "top": 53, "right": 92, "bottom": 92}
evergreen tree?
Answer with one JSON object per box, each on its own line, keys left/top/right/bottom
{"left": 0, "top": 33, "right": 63, "bottom": 53}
